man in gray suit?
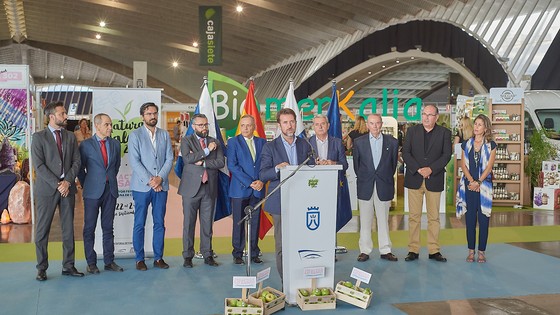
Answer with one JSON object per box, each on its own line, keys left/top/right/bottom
{"left": 31, "top": 101, "right": 83, "bottom": 281}
{"left": 178, "top": 114, "right": 225, "bottom": 268}
{"left": 352, "top": 114, "right": 399, "bottom": 263}
{"left": 128, "top": 102, "right": 173, "bottom": 271}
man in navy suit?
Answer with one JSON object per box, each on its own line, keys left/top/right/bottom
{"left": 128, "top": 103, "right": 173, "bottom": 271}
{"left": 402, "top": 104, "right": 452, "bottom": 262}
{"left": 353, "top": 114, "right": 398, "bottom": 262}
{"left": 260, "top": 108, "right": 313, "bottom": 279}
{"left": 227, "top": 115, "right": 266, "bottom": 265}
{"left": 178, "top": 114, "right": 225, "bottom": 268}
{"left": 78, "top": 113, "right": 123, "bottom": 274}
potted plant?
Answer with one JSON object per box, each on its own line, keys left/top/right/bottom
{"left": 524, "top": 128, "right": 559, "bottom": 192}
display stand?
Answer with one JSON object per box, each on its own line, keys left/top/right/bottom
{"left": 281, "top": 165, "right": 341, "bottom": 304}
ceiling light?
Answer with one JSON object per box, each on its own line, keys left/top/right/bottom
{"left": 99, "top": 21, "right": 106, "bottom": 27}
{"left": 382, "top": 65, "right": 386, "bottom": 68}
{"left": 354, "top": 79, "right": 358, "bottom": 82}
{"left": 236, "top": 5, "right": 243, "bottom": 12}
{"left": 367, "top": 71, "right": 371, "bottom": 75}
{"left": 95, "top": 33, "right": 101, "bottom": 39}
{"left": 340, "top": 87, "right": 344, "bottom": 90}
{"left": 396, "top": 60, "right": 400, "bottom": 63}
{"left": 411, "top": 57, "right": 415, "bottom": 60}
{"left": 60, "top": 74, "right": 64, "bottom": 79}
{"left": 172, "top": 61, "right": 179, "bottom": 68}
{"left": 193, "top": 41, "right": 198, "bottom": 47}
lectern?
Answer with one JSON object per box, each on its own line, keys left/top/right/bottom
{"left": 281, "top": 165, "right": 341, "bottom": 304}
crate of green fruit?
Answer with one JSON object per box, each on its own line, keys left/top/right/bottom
{"left": 224, "top": 297, "right": 264, "bottom": 315}
{"left": 296, "top": 287, "right": 336, "bottom": 311}
{"left": 335, "top": 280, "right": 372, "bottom": 309}
{"left": 248, "top": 286, "right": 285, "bottom": 315}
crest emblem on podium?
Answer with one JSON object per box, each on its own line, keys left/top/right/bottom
{"left": 306, "top": 206, "right": 320, "bottom": 230}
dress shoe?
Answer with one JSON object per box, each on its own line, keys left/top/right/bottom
{"left": 380, "top": 253, "right": 398, "bottom": 261}
{"left": 36, "top": 270, "right": 47, "bottom": 281}
{"left": 233, "top": 257, "right": 245, "bottom": 265}
{"left": 183, "top": 258, "right": 193, "bottom": 268}
{"left": 136, "top": 260, "right": 148, "bottom": 271}
{"left": 62, "top": 266, "right": 85, "bottom": 277}
{"left": 104, "top": 262, "right": 124, "bottom": 272}
{"left": 204, "top": 256, "right": 219, "bottom": 267}
{"left": 428, "top": 252, "right": 447, "bottom": 262}
{"left": 153, "top": 259, "right": 169, "bottom": 269}
{"left": 357, "top": 253, "right": 370, "bottom": 262}
{"left": 87, "top": 264, "right": 100, "bottom": 274}
{"left": 251, "top": 257, "right": 263, "bottom": 264}
{"left": 405, "top": 252, "right": 419, "bottom": 261}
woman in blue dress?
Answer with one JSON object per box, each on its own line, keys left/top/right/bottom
{"left": 456, "top": 114, "right": 496, "bottom": 263}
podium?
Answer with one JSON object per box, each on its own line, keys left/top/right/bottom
{"left": 281, "top": 165, "right": 341, "bottom": 304}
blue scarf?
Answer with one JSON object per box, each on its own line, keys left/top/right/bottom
{"left": 456, "top": 138, "right": 493, "bottom": 218}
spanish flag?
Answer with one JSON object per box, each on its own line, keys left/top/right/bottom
{"left": 235, "top": 80, "right": 273, "bottom": 239}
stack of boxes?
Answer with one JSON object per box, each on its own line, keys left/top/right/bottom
{"left": 533, "top": 161, "right": 560, "bottom": 209}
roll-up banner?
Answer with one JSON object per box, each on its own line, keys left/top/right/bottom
{"left": 199, "top": 6, "right": 222, "bottom": 66}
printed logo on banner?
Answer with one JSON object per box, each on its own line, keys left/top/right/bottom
{"left": 500, "top": 89, "right": 515, "bottom": 102}
{"left": 308, "top": 177, "right": 319, "bottom": 188}
{"left": 306, "top": 206, "right": 320, "bottom": 230}
{"left": 298, "top": 249, "right": 324, "bottom": 260}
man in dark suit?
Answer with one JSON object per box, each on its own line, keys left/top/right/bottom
{"left": 178, "top": 114, "right": 225, "bottom": 268}
{"left": 129, "top": 102, "right": 173, "bottom": 271}
{"left": 403, "top": 104, "right": 452, "bottom": 262}
{"left": 31, "top": 101, "right": 83, "bottom": 281}
{"left": 353, "top": 114, "right": 398, "bottom": 262}
{"left": 227, "top": 115, "right": 266, "bottom": 265}
{"left": 259, "top": 108, "right": 313, "bottom": 279}
{"left": 78, "top": 113, "right": 123, "bottom": 274}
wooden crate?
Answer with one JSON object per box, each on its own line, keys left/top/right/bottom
{"left": 224, "top": 298, "right": 264, "bottom": 315}
{"left": 334, "top": 281, "right": 372, "bottom": 309}
{"left": 248, "top": 286, "right": 285, "bottom": 315}
{"left": 296, "top": 288, "right": 336, "bottom": 311}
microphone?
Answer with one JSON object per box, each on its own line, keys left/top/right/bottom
{"left": 302, "top": 135, "right": 317, "bottom": 161}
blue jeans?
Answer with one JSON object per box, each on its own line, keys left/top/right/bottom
{"left": 132, "top": 190, "right": 168, "bottom": 261}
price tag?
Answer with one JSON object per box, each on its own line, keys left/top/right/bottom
{"left": 256, "top": 267, "right": 271, "bottom": 283}
{"left": 233, "top": 276, "right": 257, "bottom": 289}
{"left": 350, "top": 267, "right": 372, "bottom": 284}
{"left": 303, "top": 266, "right": 325, "bottom": 279}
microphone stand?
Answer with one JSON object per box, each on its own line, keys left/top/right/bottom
{"left": 237, "top": 153, "right": 314, "bottom": 277}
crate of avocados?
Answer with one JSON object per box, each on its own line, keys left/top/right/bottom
{"left": 335, "top": 280, "right": 372, "bottom": 309}
{"left": 296, "top": 279, "right": 336, "bottom": 311}
{"left": 225, "top": 288, "right": 264, "bottom": 315}
{"left": 248, "top": 285, "right": 285, "bottom": 315}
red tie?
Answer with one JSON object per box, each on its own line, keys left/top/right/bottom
{"left": 100, "top": 139, "right": 108, "bottom": 168}
{"left": 199, "top": 138, "right": 208, "bottom": 183}
{"left": 54, "top": 130, "right": 63, "bottom": 176}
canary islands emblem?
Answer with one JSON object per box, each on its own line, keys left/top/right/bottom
{"left": 306, "top": 206, "right": 320, "bottom": 230}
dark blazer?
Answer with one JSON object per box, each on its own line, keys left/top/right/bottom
{"left": 78, "top": 136, "right": 121, "bottom": 200}
{"left": 178, "top": 134, "right": 225, "bottom": 199}
{"left": 402, "top": 124, "right": 452, "bottom": 192}
{"left": 309, "top": 135, "right": 348, "bottom": 172}
{"left": 31, "top": 128, "right": 80, "bottom": 196}
{"left": 353, "top": 133, "right": 398, "bottom": 201}
{"left": 259, "top": 136, "right": 313, "bottom": 215}
{"left": 227, "top": 135, "right": 267, "bottom": 199}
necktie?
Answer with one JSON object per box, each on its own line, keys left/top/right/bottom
{"left": 100, "top": 139, "right": 108, "bottom": 168}
{"left": 247, "top": 138, "right": 256, "bottom": 161}
{"left": 199, "top": 138, "right": 208, "bottom": 183}
{"left": 54, "top": 130, "right": 63, "bottom": 176}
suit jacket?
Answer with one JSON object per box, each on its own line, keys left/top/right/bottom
{"left": 227, "top": 135, "right": 266, "bottom": 199}
{"left": 309, "top": 135, "right": 348, "bottom": 172}
{"left": 402, "top": 124, "right": 452, "bottom": 192}
{"left": 128, "top": 126, "right": 173, "bottom": 192}
{"left": 178, "top": 134, "right": 225, "bottom": 199}
{"left": 78, "top": 136, "right": 121, "bottom": 199}
{"left": 353, "top": 133, "right": 398, "bottom": 201}
{"left": 259, "top": 136, "right": 313, "bottom": 215}
{"left": 31, "top": 127, "right": 80, "bottom": 196}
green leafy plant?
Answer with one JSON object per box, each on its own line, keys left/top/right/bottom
{"left": 525, "top": 128, "right": 559, "bottom": 188}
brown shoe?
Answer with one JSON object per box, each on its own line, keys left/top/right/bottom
{"left": 380, "top": 253, "right": 398, "bottom": 261}
{"left": 153, "top": 259, "right": 169, "bottom": 269}
{"left": 136, "top": 260, "right": 148, "bottom": 271}
{"left": 204, "top": 256, "right": 219, "bottom": 267}
{"left": 357, "top": 253, "right": 370, "bottom": 262}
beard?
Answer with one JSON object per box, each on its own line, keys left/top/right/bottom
{"left": 55, "top": 118, "right": 67, "bottom": 127}
{"left": 195, "top": 130, "right": 208, "bottom": 138}
{"left": 145, "top": 118, "right": 158, "bottom": 127}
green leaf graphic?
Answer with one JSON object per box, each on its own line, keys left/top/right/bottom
{"left": 124, "top": 100, "right": 132, "bottom": 116}
{"left": 205, "top": 8, "right": 215, "bottom": 19}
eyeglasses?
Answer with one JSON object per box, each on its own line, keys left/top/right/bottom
{"left": 421, "top": 113, "right": 437, "bottom": 118}
{"left": 193, "top": 123, "right": 210, "bottom": 128}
